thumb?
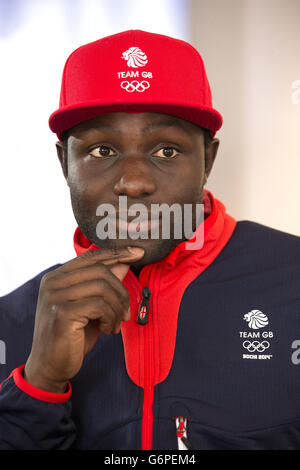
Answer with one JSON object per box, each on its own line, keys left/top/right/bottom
{"left": 109, "top": 246, "right": 144, "bottom": 281}
{"left": 109, "top": 262, "right": 131, "bottom": 282}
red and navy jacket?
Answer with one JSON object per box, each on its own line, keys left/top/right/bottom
{"left": 0, "top": 190, "right": 300, "bottom": 450}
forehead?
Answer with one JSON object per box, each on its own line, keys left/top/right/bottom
{"left": 68, "top": 112, "right": 204, "bottom": 139}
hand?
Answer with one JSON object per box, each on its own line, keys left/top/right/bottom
{"left": 23, "top": 246, "right": 144, "bottom": 393}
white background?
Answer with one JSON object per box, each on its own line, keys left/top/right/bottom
{"left": 0, "top": 0, "right": 188, "bottom": 295}
{"left": 190, "top": 0, "right": 300, "bottom": 237}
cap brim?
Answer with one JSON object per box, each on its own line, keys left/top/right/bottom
{"left": 49, "top": 99, "right": 223, "bottom": 141}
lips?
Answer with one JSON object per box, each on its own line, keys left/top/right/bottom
{"left": 119, "top": 217, "right": 160, "bottom": 233}
{"left": 108, "top": 212, "right": 161, "bottom": 235}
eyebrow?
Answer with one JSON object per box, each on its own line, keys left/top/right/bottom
{"left": 141, "top": 118, "right": 196, "bottom": 136}
{"left": 80, "top": 117, "right": 196, "bottom": 137}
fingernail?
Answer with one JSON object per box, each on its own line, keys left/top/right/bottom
{"left": 127, "top": 246, "right": 144, "bottom": 255}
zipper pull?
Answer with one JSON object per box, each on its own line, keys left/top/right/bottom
{"left": 137, "top": 287, "right": 151, "bottom": 325}
{"left": 176, "top": 416, "right": 193, "bottom": 450}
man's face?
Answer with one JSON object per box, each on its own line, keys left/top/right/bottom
{"left": 56, "top": 112, "right": 219, "bottom": 269}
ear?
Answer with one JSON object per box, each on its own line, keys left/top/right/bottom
{"left": 56, "top": 141, "right": 69, "bottom": 183}
{"left": 204, "top": 138, "right": 219, "bottom": 184}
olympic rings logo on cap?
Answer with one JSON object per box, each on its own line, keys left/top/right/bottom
{"left": 242, "top": 340, "right": 270, "bottom": 352}
{"left": 120, "top": 80, "right": 150, "bottom": 93}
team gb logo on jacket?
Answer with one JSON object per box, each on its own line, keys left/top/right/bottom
{"left": 240, "top": 309, "right": 274, "bottom": 360}
{"left": 244, "top": 310, "right": 269, "bottom": 329}
{"left": 118, "top": 46, "right": 153, "bottom": 93}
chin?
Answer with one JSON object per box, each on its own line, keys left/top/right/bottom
{"left": 98, "top": 236, "right": 183, "bottom": 266}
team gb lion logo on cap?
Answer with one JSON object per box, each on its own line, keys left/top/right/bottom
{"left": 243, "top": 310, "right": 269, "bottom": 329}
{"left": 122, "top": 47, "right": 148, "bottom": 68}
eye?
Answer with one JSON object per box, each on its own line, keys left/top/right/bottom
{"left": 152, "top": 146, "right": 178, "bottom": 159}
{"left": 89, "top": 145, "right": 116, "bottom": 158}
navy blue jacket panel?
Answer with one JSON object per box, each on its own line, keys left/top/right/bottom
{"left": 153, "top": 221, "right": 300, "bottom": 449}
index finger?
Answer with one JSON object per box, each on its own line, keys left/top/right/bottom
{"left": 58, "top": 246, "right": 144, "bottom": 274}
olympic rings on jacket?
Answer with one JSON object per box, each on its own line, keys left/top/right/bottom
{"left": 242, "top": 341, "right": 270, "bottom": 352}
{"left": 120, "top": 80, "right": 150, "bottom": 92}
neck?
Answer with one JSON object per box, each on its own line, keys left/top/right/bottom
{"left": 130, "top": 264, "right": 142, "bottom": 278}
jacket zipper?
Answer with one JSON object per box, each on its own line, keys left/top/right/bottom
{"left": 136, "top": 264, "right": 157, "bottom": 450}
{"left": 175, "top": 417, "right": 193, "bottom": 450}
{"left": 137, "top": 287, "right": 151, "bottom": 325}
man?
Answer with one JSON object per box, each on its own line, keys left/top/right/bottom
{"left": 0, "top": 29, "right": 300, "bottom": 451}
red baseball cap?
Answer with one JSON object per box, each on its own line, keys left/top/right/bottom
{"left": 48, "top": 29, "right": 223, "bottom": 141}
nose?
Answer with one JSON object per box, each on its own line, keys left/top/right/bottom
{"left": 113, "top": 156, "right": 157, "bottom": 198}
